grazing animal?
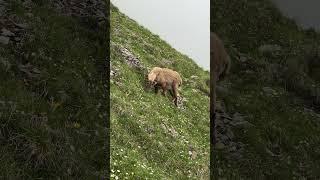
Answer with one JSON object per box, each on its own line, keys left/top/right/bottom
{"left": 147, "top": 67, "right": 182, "bottom": 106}
{"left": 210, "top": 32, "right": 231, "bottom": 146}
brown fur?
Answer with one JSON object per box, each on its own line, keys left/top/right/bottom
{"left": 210, "top": 32, "right": 231, "bottom": 145}
{"left": 147, "top": 67, "right": 182, "bottom": 106}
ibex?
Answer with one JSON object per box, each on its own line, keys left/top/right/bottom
{"left": 147, "top": 67, "right": 182, "bottom": 106}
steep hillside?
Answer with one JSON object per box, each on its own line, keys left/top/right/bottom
{"left": 0, "top": 1, "right": 108, "bottom": 179}
{"left": 212, "top": 0, "right": 320, "bottom": 179}
{"left": 110, "top": 4, "right": 210, "bottom": 179}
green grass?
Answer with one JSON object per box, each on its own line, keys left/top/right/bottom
{"left": 110, "top": 4, "right": 209, "bottom": 179}
{"left": 0, "top": 1, "right": 108, "bottom": 179}
{"left": 212, "top": 0, "right": 320, "bottom": 179}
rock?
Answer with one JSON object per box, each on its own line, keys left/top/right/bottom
{"left": 18, "top": 63, "right": 41, "bottom": 78}
{"left": 258, "top": 44, "right": 282, "bottom": 56}
{"left": 15, "top": 23, "right": 29, "bottom": 29}
{"left": 262, "top": 87, "right": 278, "bottom": 96}
{"left": 239, "top": 56, "right": 247, "bottom": 62}
{"left": 168, "top": 127, "right": 178, "bottom": 138}
{"left": 188, "top": 147, "right": 197, "bottom": 159}
{"left": 176, "top": 96, "right": 185, "bottom": 109}
{"left": 14, "top": 37, "right": 21, "bottom": 42}
{"left": 232, "top": 112, "right": 244, "bottom": 122}
{"left": 0, "top": 58, "right": 11, "bottom": 71}
{"left": 110, "top": 69, "right": 116, "bottom": 77}
{"left": 26, "top": 13, "right": 33, "bottom": 18}
{"left": 1, "top": 28, "right": 15, "bottom": 36}
{"left": 215, "top": 101, "right": 224, "bottom": 112}
{"left": 219, "top": 134, "right": 229, "bottom": 142}
{"left": 231, "top": 120, "right": 254, "bottom": 128}
{"left": 228, "top": 145, "right": 237, "bottom": 152}
{"left": 245, "top": 70, "right": 254, "bottom": 74}
{"left": 160, "top": 59, "right": 173, "bottom": 66}
{"left": 216, "top": 85, "right": 229, "bottom": 94}
{"left": 215, "top": 142, "right": 225, "bottom": 150}
{"left": 223, "top": 118, "right": 231, "bottom": 124}
{"left": 119, "top": 47, "right": 143, "bottom": 69}
{"left": 225, "top": 129, "right": 234, "bottom": 139}
{"left": 0, "top": 36, "right": 9, "bottom": 45}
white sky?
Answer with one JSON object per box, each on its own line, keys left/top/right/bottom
{"left": 111, "top": 0, "right": 210, "bottom": 70}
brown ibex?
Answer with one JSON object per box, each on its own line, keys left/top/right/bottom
{"left": 147, "top": 67, "right": 182, "bottom": 106}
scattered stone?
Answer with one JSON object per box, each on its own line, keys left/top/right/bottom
{"left": 225, "top": 128, "right": 234, "bottom": 139}
{"left": 216, "top": 85, "right": 229, "bottom": 95}
{"left": 0, "top": 36, "right": 9, "bottom": 45}
{"left": 239, "top": 56, "right": 247, "bottom": 62}
{"left": 232, "top": 112, "right": 244, "bottom": 122}
{"left": 51, "top": 0, "right": 107, "bottom": 22}
{"left": 167, "top": 127, "right": 178, "bottom": 138}
{"left": 14, "top": 37, "right": 21, "bottom": 42}
{"left": 188, "top": 146, "right": 197, "bottom": 159}
{"left": 262, "top": 87, "right": 278, "bottom": 96}
{"left": 215, "top": 142, "right": 225, "bottom": 150}
{"left": 110, "top": 69, "right": 116, "bottom": 77}
{"left": 14, "top": 23, "right": 29, "bottom": 29}
{"left": 119, "top": 47, "right": 143, "bottom": 69}
{"left": 176, "top": 96, "right": 185, "bottom": 109}
{"left": 160, "top": 59, "right": 173, "bottom": 66}
{"left": 231, "top": 120, "right": 254, "bottom": 128}
{"left": 215, "top": 101, "right": 224, "bottom": 112}
{"left": 161, "top": 123, "right": 179, "bottom": 138}
{"left": 0, "top": 58, "right": 11, "bottom": 71}
{"left": 245, "top": 70, "right": 254, "bottom": 74}
{"left": 18, "top": 63, "right": 41, "bottom": 78}
{"left": 26, "top": 13, "right": 33, "bottom": 18}
{"left": 258, "top": 44, "right": 282, "bottom": 56}
{"left": 1, "top": 28, "right": 15, "bottom": 36}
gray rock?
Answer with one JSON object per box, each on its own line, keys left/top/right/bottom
{"left": 215, "top": 142, "right": 225, "bottom": 150}
{"left": 0, "top": 58, "right": 11, "bottom": 71}
{"left": 262, "top": 87, "right": 278, "bottom": 96}
{"left": 228, "top": 145, "right": 237, "bottom": 152}
{"left": 0, "top": 36, "right": 9, "bottom": 45}
{"left": 216, "top": 85, "right": 229, "bottom": 94}
{"left": 26, "top": 13, "right": 33, "bottom": 18}
{"left": 232, "top": 112, "right": 244, "bottom": 122}
{"left": 1, "top": 28, "right": 15, "bottom": 36}
{"left": 231, "top": 120, "right": 254, "bottom": 128}
{"left": 15, "top": 23, "right": 29, "bottom": 29}
{"left": 219, "top": 135, "right": 229, "bottom": 142}
{"left": 14, "top": 37, "right": 21, "bottom": 42}
{"left": 225, "top": 129, "right": 234, "bottom": 139}
{"left": 239, "top": 56, "right": 247, "bottom": 62}
{"left": 258, "top": 44, "right": 282, "bottom": 55}
{"left": 120, "top": 47, "right": 143, "bottom": 69}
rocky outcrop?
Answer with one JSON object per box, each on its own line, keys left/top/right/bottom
{"left": 215, "top": 101, "right": 247, "bottom": 159}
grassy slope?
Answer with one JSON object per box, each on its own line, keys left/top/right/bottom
{"left": 110, "top": 5, "right": 209, "bottom": 179}
{"left": 0, "top": 1, "right": 108, "bottom": 179}
{"left": 212, "top": 0, "right": 320, "bottom": 179}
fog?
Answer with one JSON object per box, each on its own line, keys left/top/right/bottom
{"left": 271, "top": 0, "right": 320, "bottom": 31}
{"left": 111, "top": 0, "right": 210, "bottom": 70}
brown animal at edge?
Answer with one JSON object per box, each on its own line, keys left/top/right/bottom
{"left": 147, "top": 67, "right": 182, "bottom": 106}
{"left": 210, "top": 32, "right": 231, "bottom": 146}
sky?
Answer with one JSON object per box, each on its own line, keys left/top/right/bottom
{"left": 111, "top": 0, "right": 210, "bottom": 70}
{"left": 271, "top": 0, "right": 320, "bottom": 30}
